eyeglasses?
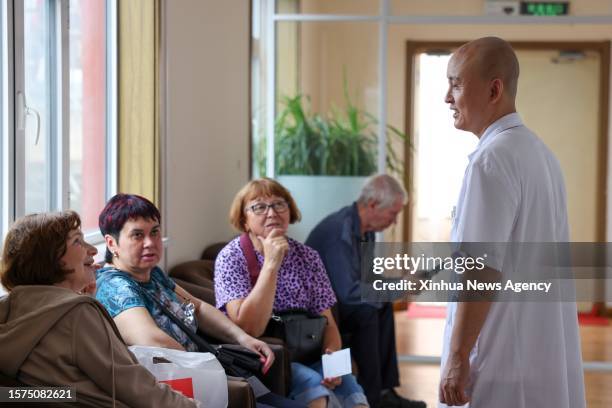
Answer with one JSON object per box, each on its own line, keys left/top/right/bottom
{"left": 245, "top": 200, "right": 289, "bottom": 216}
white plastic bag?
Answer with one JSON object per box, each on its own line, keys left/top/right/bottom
{"left": 129, "top": 345, "right": 228, "bottom": 408}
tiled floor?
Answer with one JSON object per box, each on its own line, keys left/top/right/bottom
{"left": 393, "top": 311, "right": 612, "bottom": 407}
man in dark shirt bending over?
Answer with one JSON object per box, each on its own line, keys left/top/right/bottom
{"left": 306, "top": 174, "right": 425, "bottom": 408}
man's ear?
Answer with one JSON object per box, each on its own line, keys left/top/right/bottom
{"left": 490, "top": 78, "right": 504, "bottom": 103}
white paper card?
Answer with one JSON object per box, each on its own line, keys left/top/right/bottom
{"left": 322, "top": 348, "right": 352, "bottom": 378}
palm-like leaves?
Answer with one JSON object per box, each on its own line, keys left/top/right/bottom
{"left": 272, "top": 90, "right": 405, "bottom": 176}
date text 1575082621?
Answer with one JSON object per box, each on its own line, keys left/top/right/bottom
{"left": 0, "top": 387, "right": 76, "bottom": 402}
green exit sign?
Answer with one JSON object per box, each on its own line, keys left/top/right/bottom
{"left": 520, "top": 2, "right": 569, "bottom": 16}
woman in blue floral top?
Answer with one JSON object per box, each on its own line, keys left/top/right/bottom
{"left": 94, "top": 193, "right": 275, "bottom": 367}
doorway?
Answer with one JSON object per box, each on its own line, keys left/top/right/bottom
{"left": 405, "top": 41, "right": 609, "bottom": 315}
{"left": 404, "top": 41, "right": 609, "bottom": 244}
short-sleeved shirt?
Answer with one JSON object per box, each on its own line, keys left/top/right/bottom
{"left": 441, "top": 113, "right": 585, "bottom": 408}
{"left": 95, "top": 266, "right": 199, "bottom": 352}
{"left": 214, "top": 236, "right": 337, "bottom": 314}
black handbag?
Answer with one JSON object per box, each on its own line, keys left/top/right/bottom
{"left": 264, "top": 309, "right": 327, "bottom": 366}
{"left": 216, "top": 344, "right": 264, "bottom": 374}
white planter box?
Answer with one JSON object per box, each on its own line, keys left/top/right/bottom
{"left": 277, "top": 175, "right": 367, "bottom": 243}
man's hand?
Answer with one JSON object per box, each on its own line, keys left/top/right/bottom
{"left": 237, "top": 335, "right": 275, "bottom": 374}
{"left": 440, "top": 291, "right": 494, "bottom": 405}
{"left": 439, "top": 352, "right": 470, "bottom": 406}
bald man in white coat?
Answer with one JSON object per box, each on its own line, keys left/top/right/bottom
{"left": 438, "top": 37, "right": 585, "bottom": 408}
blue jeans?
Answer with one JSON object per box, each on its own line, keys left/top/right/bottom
{"left": 289, "top": 361, "right": 369, "bottom": 407}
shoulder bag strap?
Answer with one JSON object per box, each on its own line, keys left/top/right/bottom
{"left": 239, "top": 233, "right": 262, "bottom": 285}
{"left": 136, "top": 284, "right": 218, "bottom": 355}
{"left": 136, "top": 281, "right": 267, "bottom": 385}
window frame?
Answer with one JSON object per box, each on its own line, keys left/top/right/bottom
{"left": 6, "top": 0, "right": 118, "bottom": 245}
{"left": 1, "top": 0, "right": 13, "bottom": 240}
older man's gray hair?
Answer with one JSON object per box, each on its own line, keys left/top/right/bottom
{"left": 357, "top": 174, "right": 407, "bottom": 209}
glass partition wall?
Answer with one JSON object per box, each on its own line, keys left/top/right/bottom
{"left": 252, "top": 0, "right": 612, "bottom": 243}
{"left": 252, "top": 0, "right": 387, "bottom": 241}
{"left": 251, "top": 3, "right": 612, "bottom": 405}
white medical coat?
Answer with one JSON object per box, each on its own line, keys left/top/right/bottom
{"left": 440, "top": 113, "right": 585, "bottom": 408}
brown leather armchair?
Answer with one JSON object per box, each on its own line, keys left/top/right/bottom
{"left": 169, "top": 260, "right": 291, "bottom": 398}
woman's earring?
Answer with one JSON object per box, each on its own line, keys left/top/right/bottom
{"left": 113, "top": 251, "right": 119, "bottom": 258}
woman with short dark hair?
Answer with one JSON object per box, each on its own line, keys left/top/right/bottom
{"left": 0, "top": 211, "right": 196, "bottom": 408}
{"left": 95, "top": 193, "right": 274, "bottom": 363}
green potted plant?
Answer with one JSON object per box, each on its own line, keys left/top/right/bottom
{"left": 257, "top": 82, "right": 406, "bottom": 241}
{"left": 256, "top": 83, "right": 405, "bottom": 176}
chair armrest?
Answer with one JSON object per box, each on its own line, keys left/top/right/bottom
{"left": 227, "top": 377, "right": 256, "bottom": 408}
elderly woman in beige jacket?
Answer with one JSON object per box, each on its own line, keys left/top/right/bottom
{"left": 0, "top": 211, "right": 196, "bottom": 408}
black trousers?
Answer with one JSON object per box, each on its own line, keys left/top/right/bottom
{"left": 338, "top": 302, "right": 400, "bottom": 407}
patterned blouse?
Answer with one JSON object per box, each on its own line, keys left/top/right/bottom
{"left": 214, "top": 236, "right": 337, "bottom": 314}
{"left": 95, "top": 266, "right": 199, "bottom": 352}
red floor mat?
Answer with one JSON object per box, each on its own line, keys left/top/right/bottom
{"left": 578, "top": 312, "right": 610, "bottom": 326}
{"left": 406, "top": 304, "right": 446, "bottom": 319}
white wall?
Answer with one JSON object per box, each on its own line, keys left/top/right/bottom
{"left": 163, "top": 0, "right": 250, "bottom": 267}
